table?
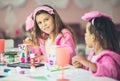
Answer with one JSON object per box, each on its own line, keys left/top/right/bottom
{"left": 0, "top": 65, "right": 118, "bottom": 81}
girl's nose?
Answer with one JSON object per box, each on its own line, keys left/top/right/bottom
{"left": 42, "top": 22, "right": 47, "bottom": 27}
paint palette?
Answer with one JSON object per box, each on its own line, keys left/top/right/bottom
{"left": 7, "top": 62, "right": 44, "bottom": 69}
{"left": 0, "top": 75, "right": 6, "bottom": 78}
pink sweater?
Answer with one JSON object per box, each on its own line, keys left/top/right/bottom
{"left": 86, "top": 50, "right": 120, "bottom": 80}
{"left": 38, "top": 29, "right": 76, "bottom": 64}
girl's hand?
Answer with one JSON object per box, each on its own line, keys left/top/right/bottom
{"left": 23, "top": 37, "right": 34, "bottom": 46}
{"left": 72, "top": 55, "right": 97, "bottom": 72}
{"left": 72, "top": 55, "right": 87, "bottom": 63}
{"left": 35, "top": 55, "right": 44, "bottom": 62}
{"left": 72, "top": 55, "right": 87, "bottom": 68}
{"left": 72, "top": 60, "right": 82, "bottom": 68}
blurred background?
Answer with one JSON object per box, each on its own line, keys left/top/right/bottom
{"left": 0, "top": 0, "right": 120, "bottom": 55}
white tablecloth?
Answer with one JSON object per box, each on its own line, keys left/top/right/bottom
{"left": 0, "top": 65, "right": 118, "bottom": 81}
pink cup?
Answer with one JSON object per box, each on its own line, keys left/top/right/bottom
{"left": 56, "top": 46, "right": 70, "bottom": 67}
{"left": 56, "top": 46, "right": 70, "bottom": 81}
{"left": 0, "top": 39, "right": 5, "bottom": 53}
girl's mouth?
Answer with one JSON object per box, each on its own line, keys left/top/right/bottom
{"left": 44, "top": 26, "right": 49, "bottom": 31}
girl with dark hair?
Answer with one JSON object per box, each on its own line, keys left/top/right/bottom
{"left": 72, "top": 11, "right": 120, "bottom": 80}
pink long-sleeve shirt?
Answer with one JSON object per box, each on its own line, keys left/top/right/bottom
{"left": 38, "top": 28, "right": 76, "bottom": 64}
{"left": 85, "top": 50, "right": 120, "bottom": 80}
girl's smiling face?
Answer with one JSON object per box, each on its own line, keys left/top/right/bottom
{"left": 36, "top": 13, "right": 55, "bottom": 35}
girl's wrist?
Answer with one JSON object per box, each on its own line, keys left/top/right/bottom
{"left": 79, "top": 59, "right": 90, "bottom": 67}
{"left": 25, "top": 37, "right": 32, "bottom": 40}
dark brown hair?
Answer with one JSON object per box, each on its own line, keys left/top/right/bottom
{"left": 89, "top": 16, "right": 120, "bottom": 54}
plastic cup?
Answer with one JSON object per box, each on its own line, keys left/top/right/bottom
{"left": 0, "top": 39, "right": 5, "bottom": 53}
{"left": 56, "top": 46, "right": 70, "bottom": 67}
{"left": 56, "top": 46, "right": 70, "bottom": 81}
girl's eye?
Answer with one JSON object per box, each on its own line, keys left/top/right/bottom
{"left": 38, "top": 22, "right": 41, "bottom": 25}
{"left": 44, "top": 18, "right": 49, "bottom": 21}
{"left": 37, "top": 21, "right": 42, "bottom": 26}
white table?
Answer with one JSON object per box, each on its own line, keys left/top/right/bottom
{"left": 0, "top": 65, "right": 118, "bottom": 81}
